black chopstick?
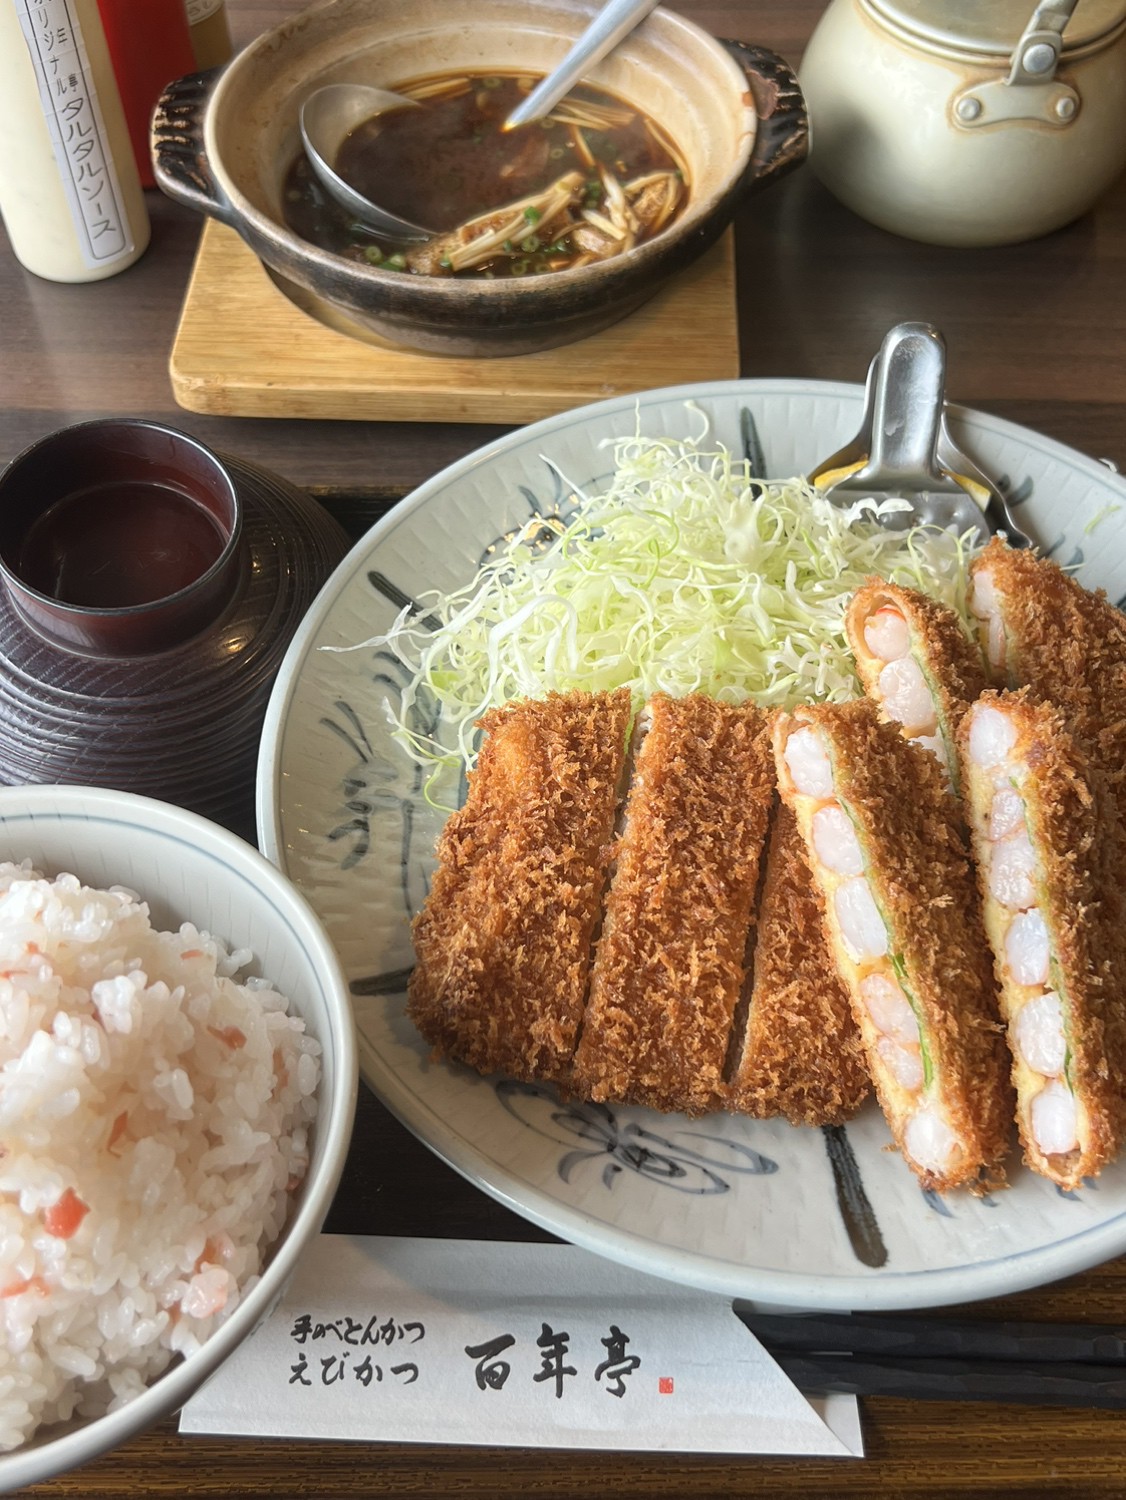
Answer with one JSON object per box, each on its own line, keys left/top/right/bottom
{"left": 768, "top": 1351, "right": 1126, "bottom": 1410}
{"left": 737, "top": 1309, "right": 1126, "bottom": 1365}
{"left": 735, "top": 1310, "right": 1126, "bottom": 1408}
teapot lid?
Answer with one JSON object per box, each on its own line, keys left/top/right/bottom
{"left": 864, "top": 0, "right": 1126, "bottom": 57}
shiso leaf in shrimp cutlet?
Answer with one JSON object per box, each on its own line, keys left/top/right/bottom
{"left": 968, "top": 537, "right": 1126, "bottom": 809}
{"left": 774, "top": 699, "right": 1013, "bottom": 1193}
{"left": 846, "top": 578, "right": 988, "bottom": 792}
{"left": 959, "top": 689, "right": 1126, "bottom": 1188}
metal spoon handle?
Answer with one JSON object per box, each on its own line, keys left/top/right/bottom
{"left": 504, "top": 0, "right": 662, "bottom": 128}
{"left": 866, "top": 323, "right": 948, "bottom": 487}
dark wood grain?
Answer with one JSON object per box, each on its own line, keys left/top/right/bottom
{"left": 5, "top": 0, "right": 1126, "bottom": 1494}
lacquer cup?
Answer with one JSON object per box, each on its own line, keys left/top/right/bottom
{"left": 0, "top": 418, "right": 244, "bottom": 654}
{"left": 0, "top": 418, "right": 350, "bottom": 839}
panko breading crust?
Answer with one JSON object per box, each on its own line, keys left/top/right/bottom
{"left": 972, "top": 538, "right": 1126, "bottom": 805}
{"left": 847, "top": 579, "right": 988, "bottom": 782}
{"left": 408, "top": 689, "right": 631, "bottom": 1084}
{"left": 727, "top": 802, "right": 870, "bottom": 1126}
{"left": 958, "top": 689, "right": 1126, "bottom": 1186}
{"left": 570, "top": 694, "right": 774, "bottom": 1115}
{"left": 778, "top": 699, "right": 1013, "bottom": 1192}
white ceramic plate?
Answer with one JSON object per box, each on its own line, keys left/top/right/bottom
{"left": 258, "top": 379, "right": 1126, "bottom": 1311}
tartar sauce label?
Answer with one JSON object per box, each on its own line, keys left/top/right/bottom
{"left": 13, "top": 0, "right": 134, "bottom": 268}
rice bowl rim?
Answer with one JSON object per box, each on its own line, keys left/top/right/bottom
{"left": 0, "top": 782, "right": 358, "bottom": 1493}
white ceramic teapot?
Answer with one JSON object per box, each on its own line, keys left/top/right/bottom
{"left": 799, "top": 0, "right": 1126, "bottom": 245}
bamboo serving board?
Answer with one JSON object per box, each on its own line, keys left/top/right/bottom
{"left": 169, "top": 221, "right": 739, "bottom": 425}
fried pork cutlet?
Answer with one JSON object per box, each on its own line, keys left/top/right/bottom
{"left": 570, "top": 694, "right": 774, "bottom": 1116}
{"left": 959, "top": 690, "right": 1126, "bottom": 1189}
{"left": 726, "top": 802, "right": 870, "bottom": 1126}
{"left": 408, "top": 688, "right": 631, "bottom": 1085}
{"left": 968, "top": 538, "right": 1126, "bottom": 808}
{"left": 846, "top": 579, "right": 988, "bottom": 793}
{"left": 775, "top": 699, "right": 1013, "bottom": 1193}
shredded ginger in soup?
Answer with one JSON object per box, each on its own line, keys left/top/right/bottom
{"left": 282, "top": 72, "right": 688, "bottom": 278}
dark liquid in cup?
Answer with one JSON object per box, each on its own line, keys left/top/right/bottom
{"left": 18, "top": 481, "right": 228, "bottom": 609}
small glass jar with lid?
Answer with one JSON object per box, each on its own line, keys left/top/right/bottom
{"left": 799, "top": 0, "right": 1126, "bottom": 245}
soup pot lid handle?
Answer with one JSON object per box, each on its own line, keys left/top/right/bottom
{"left": 720, "top": 41, "right": 809, "bottom": 199}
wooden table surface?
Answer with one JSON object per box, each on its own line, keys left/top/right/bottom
{"left": 5, "top": 1, "right": 1126, "bottom": 1496}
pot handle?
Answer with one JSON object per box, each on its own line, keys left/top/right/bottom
{"left": 719, "top": 41, "right": 809, "bottom": 198}
{"left": 151, "top": 67, "right": 237, "bottom": 226}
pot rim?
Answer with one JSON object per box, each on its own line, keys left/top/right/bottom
{"left": 200, "top": 0, "right": 757, "bottom": 302}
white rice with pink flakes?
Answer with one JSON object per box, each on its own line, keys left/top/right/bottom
{"left": 0, "top": 862, "right": 320, "bottom": 1451}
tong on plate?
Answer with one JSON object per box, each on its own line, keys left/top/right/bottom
{"left": 810, "top": 322, "right": 1033, "bottom": 548}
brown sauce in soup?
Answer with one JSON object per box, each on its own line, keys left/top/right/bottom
{"left": 282, "top": 72, "right": 687, "bottom": 279}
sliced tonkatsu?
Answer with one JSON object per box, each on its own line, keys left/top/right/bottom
{"left": 959, "top": 690, "right": 1126, "bottom": 1189}
{"left": 570, "top": 693, "right": 774, "bottom": 1115}
{"left": 969, "top": 537, "right": 1126, "bottom": 807}
{"left": 408, "top": 688, "right": 631, "bottom": 1084}
{"left": 774, "top": 699, "right": 1013, "bottom": 1193}
{"left": 726, "top": 801, "right": 870, "bottom": 1126}
{"left": 846, "top": 578, "right": 988, "bottom": 791}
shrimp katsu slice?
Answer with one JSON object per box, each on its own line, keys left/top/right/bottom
{"left": 727, "top": 802, "right": 870, "bottom": 1126}
{"left": 774, "top": 700, "right": 1012, "bottom": 1192}
{"left": 571, "top": 694, "right": 774, "bottom": 1115}
{"left": 846, "top": 580, "right": 988, "bottom": 791}
{"left": 408, "top": 688, "right": 631, "bottom": 1085}
{"left": 969, "top": 538, "right": 1126, "bottom": 805}
{"left": 959, "top": 691, "right": 1126, "bottom": 1188}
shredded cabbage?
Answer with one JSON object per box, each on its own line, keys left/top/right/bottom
{"left": 357, "top": 428, "right": 979, "bottom": 782}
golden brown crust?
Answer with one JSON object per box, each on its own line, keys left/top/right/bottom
{"left": 570, "top": 694, "right": 774, "bottom": 1115}
{"left": 846, "top": 578, "right": 988, "bottom": 790}
{"left": 776, "top": 699, "right": 1013, "bottom": 1192}
{"left": 972, "top": 538, "right": 1126, "bottom": 804}
{"left": 957, "top": 688, "right": 1126, "bottom": 1187}
{"left": 727, "top": 802, "right": 870, "bottom": 1126}
{"left": 407, "top": 689, "right": 631, "bottom": 1084}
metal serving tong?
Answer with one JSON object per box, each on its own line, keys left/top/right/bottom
{"left": 810, "top": 322, "right": 1032, "bottom": 548}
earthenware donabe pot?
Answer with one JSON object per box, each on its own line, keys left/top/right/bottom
{"left": 152, "top": 0, "right": 807, "bottom": 357}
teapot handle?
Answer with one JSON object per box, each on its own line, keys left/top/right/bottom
{"left": 151, "top": 68, "right": 238, "bottom": 227}
{"left": 719, "top": 41, "right": 809, "bottom": 199}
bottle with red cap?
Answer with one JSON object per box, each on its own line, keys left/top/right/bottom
{"left": 95, "top": 0, "right": 196, "bottom": 187}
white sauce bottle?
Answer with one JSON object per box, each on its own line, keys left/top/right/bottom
{"left": 0, "top": 0, "right": 150, "bottom": 282}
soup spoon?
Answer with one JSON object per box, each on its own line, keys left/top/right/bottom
{"left": 504, "top": 0, "right": 663, "bottom": 129}
{"left": 298, "top": 83, "right": 434, "bottom": 241}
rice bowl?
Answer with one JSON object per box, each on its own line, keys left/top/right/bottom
{"left": 0, "top": 785, "right": 356, "bottom": 1493}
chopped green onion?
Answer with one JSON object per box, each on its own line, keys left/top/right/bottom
{"left": 523, "top": 206, "right": 542, "bottom": 224}
{"left": 502, "top": 239, "right": 513, "bottom": 252}
{"left": 362, "top": 245, "right": 384, "bottom": 265}
{"left": 520, "top": 234, "right": 541, "bottom": 253}
{"left": 385, "top": 252, "right": 407, "bottom": 271}
{"left": 439, "top": 256, "right": 453, "bottom": 269}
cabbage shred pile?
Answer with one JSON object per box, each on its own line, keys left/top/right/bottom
{"left": 369, "top": 430, "right": 979, "bottom": 776}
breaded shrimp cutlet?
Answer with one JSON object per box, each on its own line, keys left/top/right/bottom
{"left": 846, "top": 578, "right": 988, "bottom": 792}
{"left": 726, "top": 802, "right": 870, "bottom": 1126}
{"left": 408, "top": 688, "right": 631, "bottom": 1085}
{"left": 969, "top": 537, "right": 1126, "bottom": 806}
{"left": 960, "top": 689, "right": 1126, "bottom": 1188}
{"left": 775, "top": 698, "right": 1013, "bottom": 1193}
{"left": 570, "top": 694, "right": 774, "bottom": 1115}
